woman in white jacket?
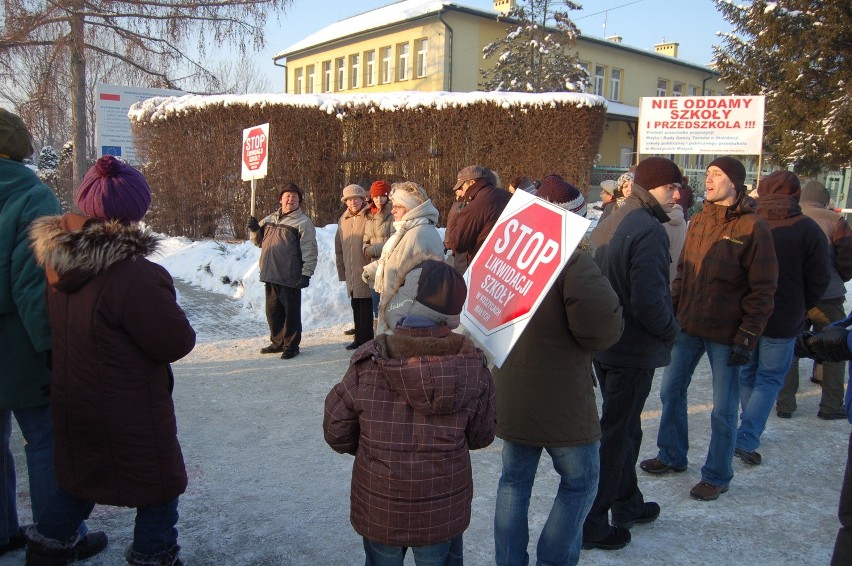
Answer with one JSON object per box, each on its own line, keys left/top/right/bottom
{"left": 363, "top": 181, "right": 444, "bottom": 333}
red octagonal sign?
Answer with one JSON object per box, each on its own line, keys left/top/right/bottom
{"left": 242, "top": 127, "right": 267, "bottom": 171}
{"left": 465, "top": 201, "right": 565, "bottom": 334}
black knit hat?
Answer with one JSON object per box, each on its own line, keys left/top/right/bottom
{"left": 757, "top": 171, "right": 801, "bottom": 199}
{"left": 634, "top": 157, "right": 682, "bottom": 191}
{"left": 708, "top": 156, "right": 746, "bottom": 190}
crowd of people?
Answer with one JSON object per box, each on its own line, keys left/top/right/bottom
{"left": 3, "top": 104, "right": 850, "bottom": 566}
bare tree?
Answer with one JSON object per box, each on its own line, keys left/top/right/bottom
{"left": 1, "top": 0, "right": 292, "bottom": 185}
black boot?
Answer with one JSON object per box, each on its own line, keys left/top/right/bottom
{"left": 23, "top": 525, "right": 78, "bottom": 566}
{"left": 125, "top": 543, "right": 182, "bottom": 565}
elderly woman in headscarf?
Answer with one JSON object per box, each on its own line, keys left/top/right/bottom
{"left": 616, "top": 171, "right": 634, "bottom": 208}
{"left": 362, "top": 181, "right": 444, "bottom": 334}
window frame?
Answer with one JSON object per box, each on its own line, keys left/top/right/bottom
{"left": 415, "top": 38, "right": 428, "bottom": 78}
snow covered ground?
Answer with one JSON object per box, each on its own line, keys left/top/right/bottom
{"left": 3, "top": 212, "right": 849, "bottom": 565}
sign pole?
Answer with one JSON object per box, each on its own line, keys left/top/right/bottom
{"left": 250, "top": 178, "right": 257, "bottom": 217}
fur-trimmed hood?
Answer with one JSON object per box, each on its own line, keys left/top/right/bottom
{"left": 29, "top": 213, "right": 160, "bottom": 292}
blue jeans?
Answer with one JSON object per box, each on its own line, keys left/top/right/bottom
{"left": 38, "top": 488, "right": 178, "bottom": 555}
{"left": 363, "top": 536, "right": 462, "bottom": 566}
{"left": 371, "top": 290, "right": 380, "bottom": 318}
{"left": 737, "top": 336, "right": 795, "bottom": 452}
{"left": 656, "top": 331, "right": 739, "bottom": 487}
{"left": 0, "top": 406, "right": 86, "bottom": 544}
{"left": 494, "top": 440, "right": 599, "bottom": 566}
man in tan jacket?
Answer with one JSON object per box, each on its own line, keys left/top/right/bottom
{"left": 336, "top": 184, "right": 373, "bottom": 350}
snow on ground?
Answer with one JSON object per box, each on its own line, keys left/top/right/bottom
{"left": 3, "top": 211, "right": 849, "bottom": 565}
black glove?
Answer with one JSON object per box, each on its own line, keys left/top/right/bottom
{"left": 246, "top": 216, "right": 260, "bottom": 232}
{"left": 794, "top": 331, "right": 815, "bottom": 359}
{"left": 806, "top": 326, "right": 852, "bottom": 363}
{"left": 296, "top": 275, "right": 311, "bottom": 289}
{"left": 727, "top": 344, "right": 751, "bottom": 366}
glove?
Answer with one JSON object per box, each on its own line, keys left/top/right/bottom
{"left": 727, "top": 344, "right": 751, "bottom": 366}
{"left": 246, "top": 216, "right": 260, "bottom": 232}
{"left": 296, "top": 275, "right": 311, "bottom": 289}
{"left": 794, "top": 331, "right": 816, "bottom": 359}
{"left": 805, "top": 326, "right": 852, "bottom": 363}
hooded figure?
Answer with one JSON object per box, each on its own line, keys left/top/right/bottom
{"left": 324, "top": 256, "right": 496, "bottom": 562}
{"left": 27, "top": 155, "right": 196, "bottom": 566}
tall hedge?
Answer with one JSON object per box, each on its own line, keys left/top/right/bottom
{"left": 130, "top": 93, "right": 606, "bottom": 237}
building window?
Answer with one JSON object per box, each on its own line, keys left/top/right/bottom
{"left": 610, "top": 68, "right": 621, "bottom": 101}
{"left": 705, "top": 88, "right": 715, "bottom": 96}
{"left": 687, "top": 84, "right": 698, "bottom": 96}
{"left": 397, "top": 42, "right": 410, "bottom": 81}
{"left": 336, "top": 57, "right": 345, "bottom": 91}
{"left": 696, "top": 154, "right": 705, "bottom": 169}
{"left": 294, "top": 68, "right": 303, "bottom": 94}
{"left": 365, "top": 50, "right": 376, "bottom": 86}
{"left": 594, "top": 65, "right": 606, "bottom": 96}
{"left": 381, "top": 47, "right": 392, "bottom": 84}
{"left": 306, "top": 65, "right": 315, "bottom": 94}
{"left": 672, "top": 82, "right": 684, "bottom": 96}
{"left": 322, "top": 61, "right": 331, "bottom": 92}
{"left": 657, "top": 79, "right": 668, "bottom": 97}
{"left": 415, "top": 38, "right": 428, "bottom": 77}
{"left": 350, "top": 54, "right": 360, "bottom": 89}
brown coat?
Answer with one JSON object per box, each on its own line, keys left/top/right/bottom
{"left": 673, "top": 195, "right": 777, "bottom": 348}
{"left": 29, "top": 214, "right": 195, "bottom": 507}
{"left": 336, "top": 205, "right": 371, "bottom": 299}
{"left": 443, "top": 180, "right": 511, "bottom": 258}
{"left": 323, "top": 326, "right": 496, "bottom": 546}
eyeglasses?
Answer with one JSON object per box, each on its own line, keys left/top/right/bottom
{"left": 391, "top": 204, "right": 407, "bottom": 211}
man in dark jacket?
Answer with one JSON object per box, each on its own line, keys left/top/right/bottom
{"left": 324, "top": 256, "right": 495, "bottom": 565}
{"left": 494, "top": 176, "right": 623, "bottom": 566}
{"left": 734, "top": 171, "right": 829, "bottom": 466}
{"left": 582, "top": 157, "right": 681, "bottom": 550}
{"left": 778, "top": 180, "right": 852, "bottom": 420}
{"left": 247, "top": 183, "right": 318, "bottom": 360}
{"left": 0, "top": 110, "right": 104, "bottom": 560}
{"left": 641, "top": 156, "right": 778, "bottom": 502}
{"left": 444, "top": 164, "right": 511, "bottom": 264}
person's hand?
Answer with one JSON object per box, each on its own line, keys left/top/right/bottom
{"left": 794, "top": 331, "right": 816, "bottom": 359}
{"left": 297, "top": 275, "right": 311, "bottom": 289}
{"left": 805, "top": 326, "right": 852, "bottom": 363}
{"left": 727, "top": 344, "right": 751, "bottom": 366}
{"left": 246, "top": 216, "right": 260, "bottom": 232}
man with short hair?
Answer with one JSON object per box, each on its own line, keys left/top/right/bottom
{"left": 641, "top": 156, "right": 778, "bottom": 502}
{"left": 443, "top": 164, "right": 511, "bottom": 265}
{"left": 248, "top": 183, "right": 318, "bottom": 360}
{"left": 582, "top": 157, "right": 681, "bottom": 550}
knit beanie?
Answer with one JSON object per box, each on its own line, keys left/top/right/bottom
{"left": 75, "top": 156, "right": 151, "bottom": 222}
{"left": 370, "top": 180, "right": 390, "bottom": 198}
{"left": 757, "top": 170, "right": 801, "bottom": 199}
{"left": 340, "top": 183, "right": 366, "bottom": 202}
{"left": 537, "top": 175, "right": 586, "bottom": 217}
{"left": 634, "top": 157, "right": 682, "bottom": 192}
{"left": 384, "top": 259, "right": 467, "bottom": 330}
{"left": 0, "top": 109, "right": 34, "bottom": 162}
{"left": 801, "top": 180, "right": 830, "bottom": 204}
{"left": 708, "top": 156, "right": 746, "bottom": 190}
{"left": 390, "top": 181, "right": 428, "bottom": 212}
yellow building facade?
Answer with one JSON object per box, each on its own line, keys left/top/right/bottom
{"left": 273, "top": 0, "right": 732, "bottom": 186}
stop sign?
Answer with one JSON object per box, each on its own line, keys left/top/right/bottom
{"left": 241, "top": 123, "right": 269, "bottom": 181}
{"left": 461, "top": 190, "right": 591, "bottom": 367}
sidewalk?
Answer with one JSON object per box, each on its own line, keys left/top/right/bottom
{"left": 2, "top": 282, "right": 846, "bottom": 564}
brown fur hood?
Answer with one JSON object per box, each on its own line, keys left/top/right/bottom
{"left": 29, "top": 213, "right": 160, "bottom": 292}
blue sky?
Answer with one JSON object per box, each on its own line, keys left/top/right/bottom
{"left": 257, "top": 0, "right": 733, "bottom": 89}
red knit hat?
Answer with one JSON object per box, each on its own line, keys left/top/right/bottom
{"left": 370, "top": 180, "right": 390, "bottom": 198}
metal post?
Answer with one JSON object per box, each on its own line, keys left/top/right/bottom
{"left": 250, "top": 178, "right": 257, "bottom": 217}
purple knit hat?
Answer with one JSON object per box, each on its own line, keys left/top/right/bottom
{"left": 75, "top": 156, "right": 152, "bottom": 222}
{"left": 537, "top": 174, "right": 586, "bottom": 217}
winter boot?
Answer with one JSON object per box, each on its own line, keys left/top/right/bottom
{"left": 23, "top": 525, "right": 78, "bottom": 566}
{"left": 125, "top": 543, "right": 182, "bottom": 565}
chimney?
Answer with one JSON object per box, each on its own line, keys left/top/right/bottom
{"left": 494, "top": 0, "right": 516, "bottom": 15}
{"left": 606, "top": 35, "right": 623, "bottom": 43}
{"left": 654, "top": 41, "right": 679, "bottom": 58}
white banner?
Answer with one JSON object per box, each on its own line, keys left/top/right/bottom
{"left": 637, "top": 95, "right": 765, "bottom": 155}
